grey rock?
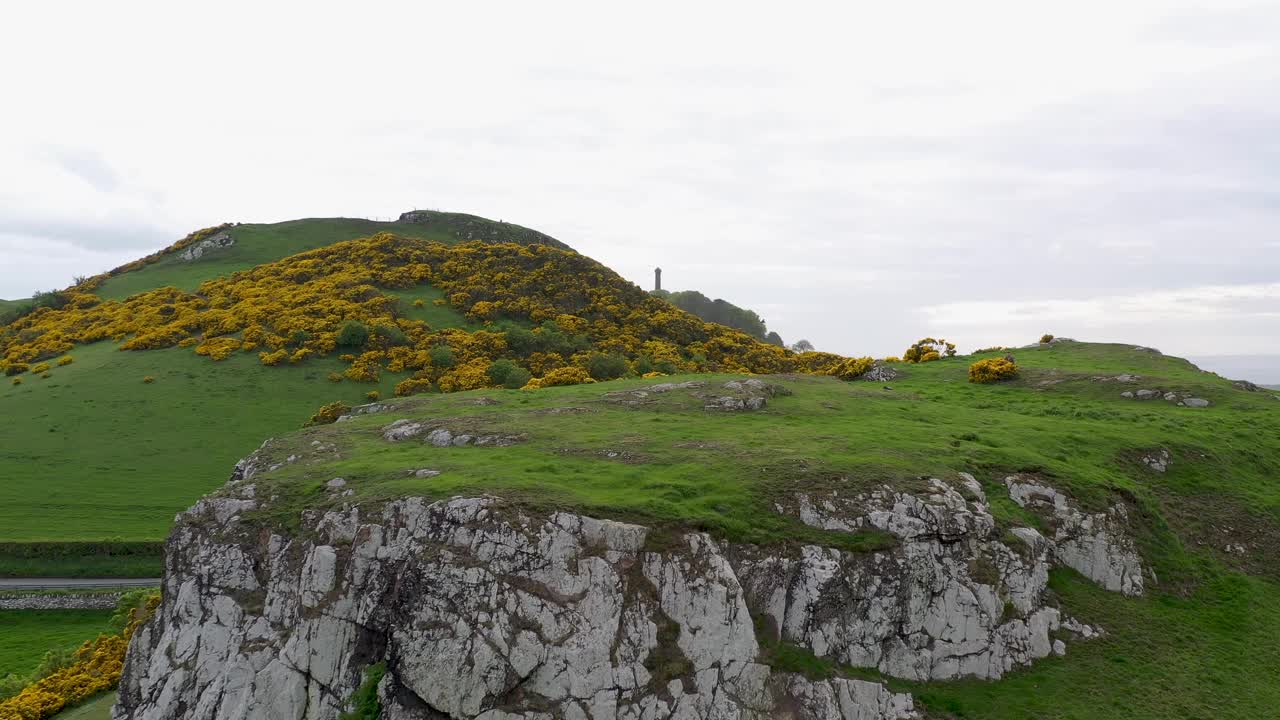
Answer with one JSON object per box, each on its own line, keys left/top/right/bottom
{"left": 1183, "top": 398, "right": 1210, "bottom": 408}
{"left": 411, "top": 469, "right": 441, "bottom": 479}
{"left": 116, "top": 496, "right": 924, "bottom": 720}
{"left": 1120, "top": 391, "right": 1134, "bottom": 398}
{"left": 177, "top": 231, "right": 234, "bottom": 261}
{"left": 381, "top": 419, "right": 424, "bottom": 442}
{"left": 1135, "top": 389, "right": 1159, "bottom": 399}
{"left": 1006, "top": 478, "right": 1144, "bottom": 596}
{"left": 1141, "top": 449, "right": 1170, "bottom": 473}
{"left": 425, "top": 428, "right": 453, "bottom": 447}
{"left": 325, "top": 478, "right": 347, "bottom": 489}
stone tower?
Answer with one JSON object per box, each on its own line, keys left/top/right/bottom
{"left": 654, "top": 267, "right": 662, "bottom": 291}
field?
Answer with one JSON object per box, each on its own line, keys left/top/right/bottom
{"left": 0, "top": 609, "right": 114, "bottom": 677}
{"left": 229, "top": 341, "right": 1280, "bottom": 719}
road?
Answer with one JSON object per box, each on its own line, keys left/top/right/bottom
{"left": 0, "top": 577, "right": 161, "bottom": 590}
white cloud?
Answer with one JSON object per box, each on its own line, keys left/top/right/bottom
{"left": 0, "top": 0, "right": 1276, "bottom": 359}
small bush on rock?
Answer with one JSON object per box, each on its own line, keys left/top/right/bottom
{"left": 304, "top": 401, "right": 351, "bottom": 427}
{"left": 827, "top": 356, "right": 875, "bottom": 381}
{"left": 968, "top": 357, "right": 1018, "bottom": 384}
{"left": 1040, "top": 334, "right": 1054, "bottom": 344}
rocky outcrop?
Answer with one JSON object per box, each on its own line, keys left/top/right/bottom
{"left": 1005, "top": 478, "right": 1144, "bottom": 596}
{"left": 115, "top": 459, "right": 1141, "bottom": 719}
{"left": 749, "top": 475, "right": 1118, "bottom": 682}
{"left": 178, "top": 231, "right": 234, "bottom": 261}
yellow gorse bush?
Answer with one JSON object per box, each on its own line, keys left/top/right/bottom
{"left": 968, "top": 357, "right": 1019, "bottom": 384}
{"left": 0, "top": 595, "right": 159, "bottom": 720}
{"left": 0, "top": 232, "right": 871, "bottom": 394}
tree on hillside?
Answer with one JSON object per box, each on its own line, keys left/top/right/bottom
{"left": 791, "top": 339, "right": 815, "bottom": 353}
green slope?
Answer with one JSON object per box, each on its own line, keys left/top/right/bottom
{"left": 95, "top": 212, "right": 567, "bottom": 301}
{"left": 223, "top": 341, "right": 1280, "bottom": 719}
{"left": 0, "top": 608, "right": 114, "bottom": 677}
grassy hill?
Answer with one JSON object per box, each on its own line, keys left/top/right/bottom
{"left": 219, "top": 340, "right": 1280, "bottom": 719}
{"left": 0, "top": 212, "right": 822, "bottom": 575}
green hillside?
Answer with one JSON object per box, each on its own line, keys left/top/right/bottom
{"left": 652, "top": 289, "right": 782, "bottom": 344}
{"left": 0, "top": 212, "right": 811, "bottom": 575}
{"left": 220, "top": 341, "right": 1280, "bottom": 719}
{"left": 95, "top": 212, "right": 568, "bottom": 301}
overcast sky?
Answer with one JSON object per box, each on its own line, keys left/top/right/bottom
{"left": 1, "top": 1, "right": 1277, "bottom": 378}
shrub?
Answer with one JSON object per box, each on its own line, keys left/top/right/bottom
{"left": 343, "top": 362, "right": 380, "bottom": 383}
{"left": 339, "top": 662, "right": 386, "bottom": 720}
{"left": 968, "top": 357, "right": 1019, "bottom": 384}
{"left": 503, "top": 367, "right": 532, "bottom": 389}
{"left": 195, "top": 337, "right": 241, "bottom": 361}
{"left": 654, "top": 359, "right": 679, "bottom": 375}
{"left": 4, "top": 363, "right": 28, "bottom": 377}
{"left": 632, "top": 356, "right": 654, "bottom": 375}
{"left": 882, "top": 356, "right": 901, "bottom": 363}
{"left": 827, "top": 356, "right": 875, "bottom": 381}
{"left": 485, "top": 359, "right": 520, "bottom": 386}
{"left": 1039, "top": 334, "right": 1054, "bottom": 344}
{"left": 304, "top": 401, "right": 351, "bottom": 427}
{"left": 259, "top": 349, "right": 289, "bottom": 366}
{"left": 327, "top": 372, "right": 344, "bottom": 383}
{"left": 40, "top": 373, "right": 49, "bottom": 379}
{"left": 30, "top": 363, "right": 50, "bottom": 374}
{"left": 142, "top": 376, "right": 155, "bottom": 384}
{"left": 522, "top": 366, "right": 595, "bottom": 389}
{"left": 365, "top": 391, "right": 381, "bottom": 401}
{"left": 0, "top": 592, "right": 158, "bottom": 720}
{"left": 56, "top": 356, "right": 73, "bottom": 366}
{"left": 429, "top": 344, "right": 455, "bottom": 369}
{"left": 394, "top": 377, "right": 434, "bottom": 397}
{"left": 438, "top": 358, "right": 492, "bottom": 392}
{"left": 10, "top": 377, "right": 20, "bottom": 386}
{"left": 371, "top": 324, "right": 410, "bottom": 347}
{"left": 586, "top": 353, "right": 629, "bottom": 381}
{"left": 903, "top": 337, "right": 956, "bottom": 363}
{"left": 412, "top": 299, "right": 425, "bottom": 308}
{"left": 336, "top": 321, "right": 370, "bottom": 347}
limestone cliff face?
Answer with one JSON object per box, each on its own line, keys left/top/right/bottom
{"left": 114, "top": 453, "right": 1143, "bottom": 720}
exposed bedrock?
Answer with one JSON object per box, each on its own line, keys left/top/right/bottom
{"left": 116, "top": 462, "right": 1140, "bottom": 719}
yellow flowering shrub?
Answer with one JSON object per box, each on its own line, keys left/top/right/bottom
{"left": 968, "top": 357, "right": 1019, "bottom": 384}
{"left": 394, "top": 377, "right": 434, "bottom": 397}
{"left": 4, "top": 363, "right": 29, "bottom": 377}
{"left": 0, "top": 230, "right": 885, "bottom": 392}
{"left": 903, "top": 338, "right": 956, "bottom": 363}
{"left": 10, "top": 378, "right": 19, "bottom": 386}
{"left": 0, "top": 595, "right": 159, "bottom": 720}
{"left": 30, "top": 363, "right": 51, "bottom": 374}
{"left": 882, "top": 356, "right": 901, "bottom": 363}
{"left": 522, "top": 366, "right": 595, "bottom": 390}
{"left": 437, "top": 357, "right": 493, "bottom": 392}
{"left": 1039, "top": 334, "right": 1054, "bottom": 344}
{"left": 195, "top": 337, "right": 241, "bottom": 361}
{"left": 304, "top": 401, "right": 351, "bottom": 427}
{"left": 259, "top": 349, "right": 289, "bottom": 366}
{"left": 826, "top": 356, "right": 875, "bottom": 381}
{"left": 56, "top": 356, "right": 74, "bottom": 366}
